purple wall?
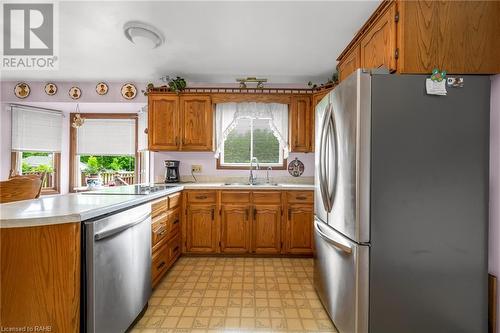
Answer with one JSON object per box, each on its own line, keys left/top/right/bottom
{"left": 490, "top": 74, "right": 500, "bottom": 332}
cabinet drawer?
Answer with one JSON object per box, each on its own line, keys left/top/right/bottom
{"left": 221, "top": 191, "right": 251, "bottom": 203}
{"left": 187, "top": 191, "right": 216, "bottom": 203}
{"left": 152, "top": 243, "right": 169, "bottom": 284}
{"left": 167, "top": 236, "right": 181, "bottom": 264}
{"left": 151, "top": 198, "right": 168, "bottom": 218}
{"left": 253, "top": 191, "right": 282, "bottom": 204}
{"left": 168, "top": 192, "right": 181, "bottom": 209}
{"left": 152, "top": 223, "right": 169, "bottom": 251}
{"left": 287, "top": 191, "right": 314, "bottom": 203}
{"left": 168, "top": 208, "right": 181, "bottom": 239}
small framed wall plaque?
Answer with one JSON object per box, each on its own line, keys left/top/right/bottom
{"left": 14, "top": 82, "right": 30, "bottom": 99}
{"left": 69, "top": 86, "right": 82, "bottom": 100}
{"left": 121, "top": 83, "right": 137, "bottom": 100}
{"left": 44, "top": 83, "right": 57, "bottom": 96}
{"left": 96, "top": 82, "right": 108, "bottom": 95}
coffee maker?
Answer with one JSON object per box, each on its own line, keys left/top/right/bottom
{"left": 164, "top": 160, "right": 180, "bottom": 183}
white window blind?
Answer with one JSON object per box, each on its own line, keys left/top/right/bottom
{"left": 11, "top": 105, "right": 63, "bottom": 152}
{"left": 137, "top": 107, "right": 148, "bottom": 151}
{"left": 77, "top": 118, "right": 136, "bottom": 155}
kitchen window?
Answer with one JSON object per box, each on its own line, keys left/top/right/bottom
{"left": 69, "top": 113, "right": 141, "bottom": 191}
{"left": 10, "top": 105, "right": 63, "bottom": 194}
{"left": 215, "top": 102, "right": 289, "bottom": 169}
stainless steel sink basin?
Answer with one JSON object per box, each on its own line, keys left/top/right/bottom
{"left": 223, "top": 182, "right": 251, "bottom": 186}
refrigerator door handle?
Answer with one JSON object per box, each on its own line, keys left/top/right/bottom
{"left": 319, "top": 103, "right": 333, "bottom": 212}
{"left": 326, "top": 112, "right": 338, "bottom": 211}
{"left": 314, "top": 220, "right": 352, "bottom": 254}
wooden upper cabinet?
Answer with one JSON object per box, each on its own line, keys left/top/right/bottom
{"left": 398, "top": 1, "right": 500, "bottom": 74}
{"left": 337, "top": 0, "right": 500, "bottom": 80}
{"left": 338, "top": 43, "right": 361, "bottom": 81}
{"left": 252, "top": 204, "right": 281, "bottom": 254}
{"left": 285, "top": 204, "right": 314, "bottom": 255}
{"left": 290, "top": 96, "right": 313, "bottom": 152}
{"left": 180, "top": 95, "right": 213, "bottom": 151}
{"left": 148, "top": 95, "right": 180, "bottom": 150}
{"left": 360, "top": 2, "right": 397, "bottom": 72}
{"left": 221, "top": 204, "right": 250, "bottom": 254}
{"left": 186, "top": 204, "right": 217, "bottom": 253}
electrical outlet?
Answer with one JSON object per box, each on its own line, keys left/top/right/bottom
{"left": 191, "top": 165, "right": 202, "bottom": 173}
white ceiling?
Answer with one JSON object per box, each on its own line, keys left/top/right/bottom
{"left": 2, "top": 1, "right": 380, "bottom": 84}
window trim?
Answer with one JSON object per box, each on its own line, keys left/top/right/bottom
{"left": 69, "top": 113, "right": 139, "bottom": 192}
{"left": 10, "top": 151, "right": 61, "bottom": 195}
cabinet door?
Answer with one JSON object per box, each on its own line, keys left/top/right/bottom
{"left": 338, "top": 43, "right": 361, "bottom": 81}
{"left": 290, "top": 96, "right": 312, "bottom": 152}
{"left": 186, "top": 204, "right": 217, "bottom": 253}
{"left": 359, "top": 2, "right": 397, "bottom": 72}
{"left": 286, "top": 204, "right": 314, "bottom": 254}
{"left": 180, "top": 95, "right": 213, "bottom": 151}
{"left": 252, "top": 204, "right": 281, "bottom": 254}
{"left": 221, "top": 204, "right": 250, "bottom": 254}
{"left": 148, "top": 95, "right": 180, "bottom": 150}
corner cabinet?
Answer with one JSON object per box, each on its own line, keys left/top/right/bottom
{"left": 148, "top": 93, "right": 213, "bottom": 151}
{"left": 336, "top": 0, "right": 500, "bottom": 81}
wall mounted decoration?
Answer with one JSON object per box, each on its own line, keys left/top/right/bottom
{"left": 288, "top": 157, "right": 304, "bottom": 177}
{"left": 14, "top": 82, "right": 30, "bottom": 99}
{"left": 121, "top": 83, "right": 137, "bottom": 100}
{"left": 69, "top": 86, "right": 82, "bottom": 100}
{"left": 71, "top": 112, "right": 85, "bottom": 128}
{"left": 44, "top": 83, "right": 57, "bottom": 96}
{"left": 96, "top": 82, "right": 108, "bottom": 95}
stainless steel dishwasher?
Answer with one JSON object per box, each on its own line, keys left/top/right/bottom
{"left": 83, "top": 203, "right": 152, "bottom": 333}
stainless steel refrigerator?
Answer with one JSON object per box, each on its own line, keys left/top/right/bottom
{"left": 313, "top": 69, "right": 489, "bottom": 333}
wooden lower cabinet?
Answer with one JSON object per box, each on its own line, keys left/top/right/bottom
{"left": 221, "top": 204, "right": 251, "bottom": 253}
{"left": 151, "top": 193, "right": 182, "bottom": 288}
{"left": 252, "top": 204, "right": 281, "bottom": 254}
{"left": 184, "top": 190, "right": 313, "bottom": 256}
{"left": 186, "top": 204, "right": 217, "bottom": 253}
{"left": 285, "top": 204, "right": 314, "bottom": 255}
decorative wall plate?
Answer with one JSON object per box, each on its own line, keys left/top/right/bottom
{"left": 44, "top": 83, "right": 57, "bottom": 96}
{"left": 121, "top": 83, "right": 137, "bottom": 100}
{"left": 14, "top": 82, "right": 30, "bottom": 99}
{"left": 96, "top": 82, "right": 108, "bottom": 95}
{"left": 288, "top": 157, "right": 304, "bottom": 177}
{"left": 69, "top": 86, "right": 82, "bottom": 100}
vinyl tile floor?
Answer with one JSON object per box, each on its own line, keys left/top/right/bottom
{"left": 131, "top": 257, "right": 337, "bottom": 333}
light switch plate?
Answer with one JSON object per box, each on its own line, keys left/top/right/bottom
{"left": 192, "top": 165, "right": 202, "bottom": 173}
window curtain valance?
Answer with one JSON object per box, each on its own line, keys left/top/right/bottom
{"left": 214, "top": 102, "right": 289, "bottom": 158}
{"left": 11, "top": 105, "right": 63, "bottom": 152}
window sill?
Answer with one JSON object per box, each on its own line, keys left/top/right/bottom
{"left": 41, "top": 189, "right": 60, "bottom": 195}
{"left": 216, "top": 159, "right": 287, "bottom": 170}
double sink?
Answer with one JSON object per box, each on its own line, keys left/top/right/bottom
{"left": 223, "top": 182, "right": 280, "bottom": 187}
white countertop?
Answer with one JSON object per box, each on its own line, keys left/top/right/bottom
{"left": 180, "top": 182, "right": 315, "bottom": 190}
{"left": 0, "top": 183, "right": 314, "bottom": 228}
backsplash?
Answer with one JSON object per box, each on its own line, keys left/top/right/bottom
{"left": 152, "top": 151, "right": 315, "bottom": 183}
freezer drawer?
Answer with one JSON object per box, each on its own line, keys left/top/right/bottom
{"left": 313, "top": 218, "right": 369, "bottom": 333}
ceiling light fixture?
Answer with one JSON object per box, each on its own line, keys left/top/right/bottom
{"left": 123, "top": 21, "right": 164, "bottom": 49}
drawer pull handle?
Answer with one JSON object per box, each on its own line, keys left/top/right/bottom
{"left": 173, "top": 219, "right": 179, "bottom": 225}
{"left": 157, "top": 261, "right": 165, "bottom": 269}
{"left": 173, "top": 246, "right": 179, "bottom": 252}
{"left": 296, "top": 196, "right": 307, "bottom": 200}
{"left": 158, "top": 229, "right": 167, "bottom": 236}
{"left": 195, "top": 195, "right": 208, "bottom": 199}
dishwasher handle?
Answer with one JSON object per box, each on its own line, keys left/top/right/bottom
{"left": 94, "top": 212, "right": 151, "bottom": 241}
